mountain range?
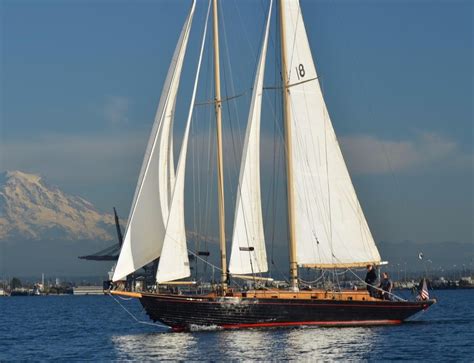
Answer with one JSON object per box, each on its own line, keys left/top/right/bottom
{"left": 0, "top": 171, "right": 119, "bottom": 277}
{"left": 0, "top": 170, "right": 115, "bottom": 242}
{"left": 0, "top": 170, "right": 471, "bottom": 278}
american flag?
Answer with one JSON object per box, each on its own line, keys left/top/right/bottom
{"left": 418, "top": 278, "right": 430, "bottom": 300}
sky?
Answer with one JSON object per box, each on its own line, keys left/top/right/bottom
{"left": 1, "top": 0, "right": 473, "bottom": 261}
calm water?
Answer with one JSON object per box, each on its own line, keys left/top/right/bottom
{"left": 1, "top": 290, "right": 473, "bottom": 361}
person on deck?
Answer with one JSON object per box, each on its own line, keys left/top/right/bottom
{"left": 365, "top": 264, "right": 377, "bottom": 297}
{"left": 379, "top": 272, "right": 393, "bottom": 300}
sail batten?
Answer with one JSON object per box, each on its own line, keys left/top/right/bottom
{"left": 112, "top": 1, "right": 196, "bottom": 282}
{"left": 228, "top": 0, "right": 273, "bottom": 276}
{"left": 281, "top": 0, "right": 381, "bottom": 267}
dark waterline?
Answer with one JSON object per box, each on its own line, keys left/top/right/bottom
{"left": 1, "top": 290, "right": 473, "bottom": 360}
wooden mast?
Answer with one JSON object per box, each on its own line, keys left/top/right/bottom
{"left": 212, "top": 0, "right": 228, "bottom": 292}
{"left": 279, "top": 0, "right": 298, "bottom": 291}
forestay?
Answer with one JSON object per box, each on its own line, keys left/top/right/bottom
{"left": 281, "top": 0, "right": 381, "bottom": 267}
{"left": 228, "top": 0, "right": 272, "bottom": 275}
{"left": 156, "top": 0, "right": 211, "bottom": 283}
{"left": 112, "top": 1, "right": 196, "bottom": 281}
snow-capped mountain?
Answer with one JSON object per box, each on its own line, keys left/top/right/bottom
{"left": 0, "top": 170, "right": 115, "bottom": 241}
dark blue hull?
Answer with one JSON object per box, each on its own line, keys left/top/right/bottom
{"left": 138, "top": 292, "right": 434, "bottom": 331}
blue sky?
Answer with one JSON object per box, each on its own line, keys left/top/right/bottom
{"left": 1, "top": 0, "right": 472, "bottom": 252}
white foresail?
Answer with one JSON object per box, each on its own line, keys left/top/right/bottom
{"left": 167, "top": 114, "right": 176, "bottom": 205}
{"left": 156, "top": 0, "right": 211, "bottom": 283}
{"left": 112, "top": 1, "right": 196, "bottom": 282}
{"left": 228, "top": 1, "right": 273, "bottom": 275}
{"left": 281, "top": 0, "right": 381, "bottom": 267}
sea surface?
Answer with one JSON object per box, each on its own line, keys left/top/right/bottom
{"left": 1, "top": 289, "right": 473, "bottom": 361}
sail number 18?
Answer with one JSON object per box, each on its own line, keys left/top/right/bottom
{"left": 295, "top": 64, "right": 305, "bottom": 80}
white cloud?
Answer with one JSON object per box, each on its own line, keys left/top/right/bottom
{"left": 104, "top": 96, "right": 131, "bottom": 125}
{"left": 339, "top": 132, "right": 473, "bottom": 175}
{"left": 1, "top": 131, "right": 147, "bottom": 185}
{"left": 1, "top": 129, "right": 470, "bottom": 193}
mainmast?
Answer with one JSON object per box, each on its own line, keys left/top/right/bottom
{"left": 279, "top": 0, "right": 298, "bottom": 291}
{"left": 212, "top": 0, "right": 228, "bottom": 292}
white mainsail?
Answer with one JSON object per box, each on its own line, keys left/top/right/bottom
{"left": 228, "top": 1, "right": 273, "bottom": 275}
{"left": 156, "top": 0, "right": 211, "bottom": 283}
{"left": 281, "top": 0, "right": 381, "bottom": 267}
{"left": 112, "top": 1, "right": 196, "bottom": 282}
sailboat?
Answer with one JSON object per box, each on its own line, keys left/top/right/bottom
{"left": 110, "top": 0, "right": 435, "bottom": 331}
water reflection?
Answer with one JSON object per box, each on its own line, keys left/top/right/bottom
{"left": 112, "top": 331, "right": 197, "bottom": 360}
{"left": 213, "top": 329, "right": 276, "bottom": 360}
{"left": 111, "top": 326, "right": 377, "bottom": 360}
{"left": 284, "top": 327, "right": 373, "bottom": 360}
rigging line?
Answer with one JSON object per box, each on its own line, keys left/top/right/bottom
{"left": 287, "top": 0, "right": 302, "bottom": 82}
{"left": 107, "top": 293, "right": 169, "bottom": 329}
{"left": 202, "top": 115, "right": 216, "bottom": 274}
{"left": 156, "top": 0, "right": 211, "bottom": 282}
{"left": 345, "top": 268, "right": 407, "bottom": 302}
{"left": 318, "top": 68, "right": 378, "bottom": 262}
{"left": 198, "top": 8, "right": 214, "bottom": 252}
{"left": 301, "top": 78, "right": 330, "bottom": 261}
{"left": 220, "top": 1, "right": 257, "bottom": 277}
{"left": 268, "top": 127, "right": 284, "bottom": 277}
{"left": 290, "top": 53, "right": 347, "bottom": 264}
{"left": 191, "top": 114, "right": 200, "bottom": 279}
{"left": 193, "top": 18, "right": 213, "bottom": 264}
{"left": 269, "top": 0, "right": 285, "bottom": 278}
{"left": 164, "top": 227, "right": 224, "bottom": 273}
{"left": 284, "top": 1, "right": 335, "bottom": 265}
{"left": 200, "top": 48, "right": 216, "bottom": 273}
{"left": 267, "top": 55, "right": 277, "bottom": 277}
{"left": 285, "top": 76, "right": 319, "bottom": 89}
{"left": 270, "top": 259, "right": 290, "bottom": 284}
{"left": 232, "top": 0, "right": 259, "bottom": 71}
{"left": 195, "top": 81, "right": 307, "bottom": 106}
{"left": 286, "top": 88, "right": 326, "bottom": 262}
{"left": 299, "top": 270, "right": 326, "bottom": 285}
{"left": 265, "top": 122, "right": 279, "bottom": 270}
{"left": 240, "top": 0, "right": 271, "bottom": 91}
{"left": 227, "top": 0, "right": 273, "bottom": 278}
{"left": 124, "top": 3, "right": 194, "bottom": 241}
{"left": 219, "top": 0, "right": 245, "bottom": 154}
{"left": 323, "top": 101, "right": 334, "bottom": 264}
{"left": 331, "top": 252, "right": 406, "bottom": 300}
{"left": 281, "top": 13, "right": 327, "bottom": 260}
{"left": 334, "top": 267, "right": 342, "bottom": 291}
{"left": 194, "top": 90, "right": 249, "bottom": 106}
{"left": 225, "top": 1, "right": 265, "bottom": 228}
{"left": 268, "top": 0, "right": 282, "bottom": 74}
{"left": 151, "top": 238, "right": 248, "bottom": 291}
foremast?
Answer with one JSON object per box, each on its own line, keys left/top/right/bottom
{"left": 279, "top": 0, "right": 298, "bottom": 291}
{"left": 212, "top": 0, "right": 228, "bottom": 292}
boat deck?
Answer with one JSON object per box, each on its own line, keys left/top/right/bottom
{"left": 110, "top": 288, "right": 435, "bottom": 330}
{"left": 111, "top": 288, "right": 382, "bottom": 302}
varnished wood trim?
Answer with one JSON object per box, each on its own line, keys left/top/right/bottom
{"left": 110, "top": 290, "right": 142, "bottom": 298}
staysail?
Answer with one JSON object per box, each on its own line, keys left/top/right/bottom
{"left": 281, "top": 0, "right": 381, "bottom": 268}
{"left": 156, "top": 0, "right": 211, "bottom": 283}
{"left": 112, "top": 1, "right": 196, "bottom": 281}
{"left": 228, "top": 1, "right": 273, "bottom": 275}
